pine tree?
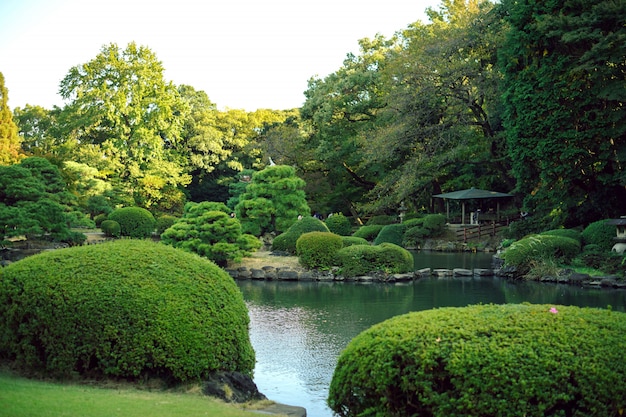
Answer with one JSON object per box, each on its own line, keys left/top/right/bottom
{"left": 0, "top": 72, "right": 22, "bottom": 165}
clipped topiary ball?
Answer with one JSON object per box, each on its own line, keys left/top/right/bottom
{"left": 296, "top": 231, "right": 343, "bottom": 269}
{"left": 324, "top": 213, "right": 353, "bottom": 236}
{"left": 108, "top": 206, "right": 156, "bottom": 238}
{"left": 100, "top": 219, "right": 121, "bottom": 237}
{"left": 0, "top": 240, "right": 255, "bottom": 383}
{"left": 336, "top": 243, "right": 413, "bottom": 277}
{"left": 329, "top": 304, "right": 626, "bottom": 417}
{"left": 271, "top": 216, "right": 329, "bottom": 254}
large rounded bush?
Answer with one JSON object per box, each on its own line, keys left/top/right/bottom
{"left": 501, "top": 234, "right": 581, "bottom": 276}
{"left": 108, "top": 206, "right": 156, "bottom": 238}
{"left": 341, "top": 236, "right": 369, "bottom": 247}
{"left": 100, "top": 219, "right": 121, "bottom": 237}
{"left": 324, "top": 213, "right": 353, "bottom": 236}
{"left": 296, "top": 231, "right": 343, "bottom": 269}
{"left": 0, "top": 240, "right": 255, "bottom": 382}
{"left": 373, "top": 223, "right": 407, "bottom": 246}
{"left": 581, "top": 219, "right": 616, "bottom": 252}
{"left": 329, "top": 304, "right": 626, "bottom": 417}
{"left": 352, "top": 225, "right": 384, "bottom": 241}
{"left": 336, "top": 243, "right": 413, "bottom": 277}
{"left": 271, "top": 216, "right": 329, "bottom": 254}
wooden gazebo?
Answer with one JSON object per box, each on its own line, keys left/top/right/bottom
{"left": 433, "top": 187, "right": 513, "bottom": 225}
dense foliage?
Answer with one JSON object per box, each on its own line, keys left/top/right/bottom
{"left": 271, "top": 216, "right": 329, "bottom": 254}
{"left": 352, "top": 225, "right": 384, "bottom": 241}
{"left": 373, "top": 223, "right": 407, "bottom": 246}
{"left": 501, "top": 234, "right": 582, "bottom": 277}
{"left": 324, "top": 213, "right": 353, "bottom": 236}
{"left": 0, "top": 157, "right": 85, "bottom": 245}
{"left": 0, "top": 240, "right": 255, "bottom": 382}
{"left": 336, "top": 243, "right": 413, "bottom": 277}
{"left": 160, "top": 201, "right": 261, "bottom": 266}
{"left": 0, "top": 72, "right": 22, "bottom": 165}
{"left": 100, "top": 219, "right": 120, "bottom": 237}
{"left": 107, "top": 206, "right": 156, "bottom": 238}
{"left": 296, "top": 231, "right": 343, "bottom": 269}
{"left": 581, "top": 219, "right": 616, "bottom": 252}
{"left": 329, "top": 304, "right": 626, "bottom": 417}
{"left": 2, "top": 0, "right": 623, "bottom": 269}
{"left": 235, "top": 165, "right": 310, "bottom": 236}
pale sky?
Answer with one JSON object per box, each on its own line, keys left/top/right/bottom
{"left": 0, "top": 0, "right": 440, "bottom": 111}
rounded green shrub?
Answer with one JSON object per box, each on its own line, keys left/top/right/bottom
{"left": 336, "top": 243, "right": 413, "bottom": 277}
{"left": 156, "top": 214, "right": 178, "bottom": 235}
{"left": 93, "top": 213, "right": 109, "bottom": 227}
{"left": 366, "top": 215, "right": 397, "bottom": 225}
{"left": 160, "top": 206, "right": 255, "bottom": 267}
{"left": 501, "top": 234, "right": 581, "bottom": 276}
{"left": 100, "top": 219, "right": 121, "bottom": 237}
{"left": 328, "top": 304, "right": 626, "bottom": 417}
{"left": 0, "top": 240, "right": 255, "bottom": 382}
{"left": 402, "top": 226, "right": 430, "bottom": 248}
{"left": 422, "top": 213, "right": 446, "bottom": 235}
{"left": 352, "top": 225, "right": 384, "bottom": 241}
{"left": 296, "top": 231, "right": 343, "bottom": 269}
{"left": 341, "top": 236, "right": 369, "bottom": 247}
{"left": 271, "top": 216, "right": 329, "bottom": 254}
{"left": 324, "top": 213, "right": 353, "bottom": 236}
{"left": 373, "top": 223, "right": 407, "bottom": 246}
{"left": 540, "top": 228, "right": 582, "bottom": 242}
{"left": 581, "top": 219, "right": 615, "bottom": 252}
{"left": 108, "top": 206, "right": 156, "bottom": 238}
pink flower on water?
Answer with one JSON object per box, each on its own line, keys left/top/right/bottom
{"left": 549, "top": 307, "right": 559, "bottom": 314}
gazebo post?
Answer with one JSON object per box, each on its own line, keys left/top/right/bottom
{"left": 462, "top": 202, "right": 466, "bottom": 225}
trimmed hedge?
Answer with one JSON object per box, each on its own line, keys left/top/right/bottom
{"left": 328, "top": 304, "right": 626, "bottom": 417}
{"left": 296, "top": 231, "right": 343, "bottom": 269}
{"left": 581, "top": 219, "right": 616, "bottom": 252}
{"left": 156, "top": 214, "right": 178, "bottom": 235}
{"left": 341, "top": 236, "right": 369, "bottom": 247}
{"left": 501, "top": 234, "right": 581, "bottom": 276}
{"left": 271, "top": 216, "right": 329, "bottom": 254}
{"left": 108, "top": 206, "right": 156, "bottom": 238}
{"left": 540, "top": 228, "right": 581, "bottom": 242}
{"left": 324, "top": 213, "right": 353, "bottom": 236}
{"left": 100, "top": 219, "right": 121, "bottom": 237}
{"left": 373, "top": 223, "right": 407, "bottom": 246}
{"left": 352, "top": 225, "right": 384, "bottom": 241}
{"left": 0, "top": 240, "right": 255, "bottom": 383}
{"left": 336, "top": 243, "right": 413, "bottom": 277}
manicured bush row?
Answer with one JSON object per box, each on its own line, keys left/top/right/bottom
{"left": 296, "top": 231, "right": 343, "bottom": 269}
{"left": 0, "top": 240, "right": 255, "bottom": 383}
{"left": 329, "top": 304, "right": 626, "bottom": 417}
{"left": 271, "top": 216, "right": 329, "bottom": 254}
{"left": 107, "top": 206, "right": 156, "bottom": 238}
{"left": 336, "top": 243, "right": 413, "bottom": 277}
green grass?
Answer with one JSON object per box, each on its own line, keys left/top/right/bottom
{"left": 0, "top": 371, "right": 275, "bottom": 417}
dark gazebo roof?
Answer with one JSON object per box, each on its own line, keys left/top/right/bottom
{"left": 433, "top": 187, "right": 513, "bottom": 200}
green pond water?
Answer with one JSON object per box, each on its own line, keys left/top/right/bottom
{"left": 237, "top": 253, "right": 626, "bottom": 417}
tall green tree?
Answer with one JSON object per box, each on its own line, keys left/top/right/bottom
{"left": 364, "top": 0, "right": 509, "bottom": 213}
{"left": 57, "top": 42, "right": 191, "bottom": 211}
{"left": 235, "top": 165, "right": 310, "bottom": 235}
{"left": 301, "top": 35, "right": 395, "bottom": 216}
{"left": 0, "top": 72, "right": 22, "bottom": 165}
{"left": 500, "top": 0, "right": 626, "bottom": 226}
{"left": 13, "top": 105, "right": 59, "bottom": 156}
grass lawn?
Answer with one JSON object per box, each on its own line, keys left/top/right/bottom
{"left": 0, "top": 371, "right": 279, "bottom": 417}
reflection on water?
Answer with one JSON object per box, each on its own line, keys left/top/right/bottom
{"left": 239, "top": 276, "right": 626, "bottom": 417}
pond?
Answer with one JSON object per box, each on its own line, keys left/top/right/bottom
{"left": 238, "top": 266, "right": 626, "bottom": 417}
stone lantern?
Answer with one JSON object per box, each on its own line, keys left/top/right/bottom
{"left": 607, "top": 216, "right": 626, "bottom": 254}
